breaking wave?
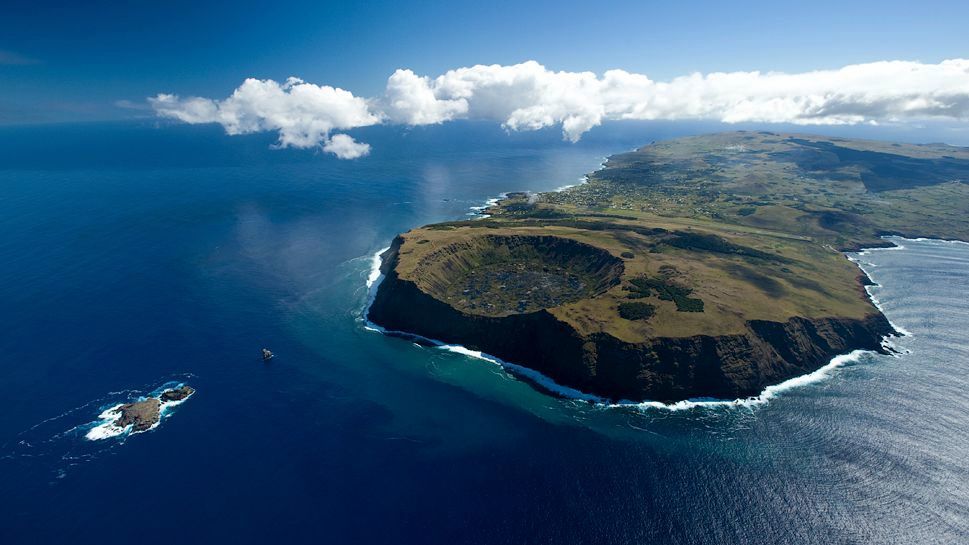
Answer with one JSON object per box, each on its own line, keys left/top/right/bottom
{"left": 613, "top": 350, "right": 873, "bottom": 411}
{"left": 0, "top": 376, "right": 196, "bottom": 480}
{"left": 466, "top": 157, "right": 606, "bottom": 218}
{"left": 83, "top": 381, "right": 195, "bottom": 441}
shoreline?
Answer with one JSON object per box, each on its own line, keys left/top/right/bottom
{"left": 84, "top": 383, "right": 194, "bottom": 441}
{"left": 473, "top": 156, "right": 607, "bottom": 218}
{"left": 357, "top": 147, "right": 955, "bottom": 409}
{"left": 361, "top": 213, "right": 929, "bottom": 410}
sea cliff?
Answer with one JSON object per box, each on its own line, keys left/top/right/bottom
{"left": 366, "top": 132, "right": 969, "bottom": 402}
{"left": 368, "top": 238, "right": 895, "bottom": 402}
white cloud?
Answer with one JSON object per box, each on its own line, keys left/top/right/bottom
{"left": 322, "top": 133, "right": 371, "bottom": 159}
{"left": 382, "top": 69, "right": 468, "bottom": 124}
{"left": 152, "top": 59, "right": 969, "bottom": 158}
{"left": 150, "top": 77, "right": 379, "bottom": 157}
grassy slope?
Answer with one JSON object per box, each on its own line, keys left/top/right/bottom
{"left": 546, "top": 132, "right": 969, "bottom": 248}
{"left": 391, "top": 132, "right": 969, "bottom": 342}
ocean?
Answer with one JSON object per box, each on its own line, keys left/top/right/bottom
{"left": 1, "top": 121, "right": 967, "bottom": 544}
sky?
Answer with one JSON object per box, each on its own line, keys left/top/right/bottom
{"left": 2, "top": 0, "right": 968, "bottom": 137}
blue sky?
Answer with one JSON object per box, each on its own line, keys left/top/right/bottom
{"left": 2, "top": 0, "right": 968, "bottom": 125}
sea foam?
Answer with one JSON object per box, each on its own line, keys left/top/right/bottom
{"left": 83, "top": 385, "right": 194, "bottom": 441}
{"left": 848, "top": 239, "right": 914, "bottom": 337}
{"left": 366, "top": 247, "right": 387, "bottom": 290}
{"left": 362, "top": 249, "right": 880, "bottom": 410}
{"left": 612, "top": 350, "right": 873, "bottom": 411}
{"left": 84, "top": 404, "right": 127, "bottom": 440}
{"left": 467, "top": 157, "right": 606, "bottom": 219}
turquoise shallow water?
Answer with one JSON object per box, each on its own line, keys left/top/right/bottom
{"left": 0, "top": 121, "right": 967, "bottom": 544}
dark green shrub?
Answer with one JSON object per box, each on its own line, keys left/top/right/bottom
{"left": 625, "top": 275, "right": 705, "bottom": 312}
{"left": 675, "top": 297, "right": 704, "bottom": 312}
{"left": 619, "top": 302, "right": 656, "bottom": 320}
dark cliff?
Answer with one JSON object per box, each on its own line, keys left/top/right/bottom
{"left": 368, "top": 238, "right": 896, "bottom": 402}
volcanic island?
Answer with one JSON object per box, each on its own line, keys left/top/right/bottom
{"left": 368, "top": 132, "right": 969, "bottom": 402}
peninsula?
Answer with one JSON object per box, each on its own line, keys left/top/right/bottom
{"left": 368, "top": 132, "right": 969, "bottom": 402}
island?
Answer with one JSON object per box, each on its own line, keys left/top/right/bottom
{"left": 368, "top": 132, "right": 969, "bottom": 402}
{"left": 113, "top": 385, "right": 195, "bottom": 432}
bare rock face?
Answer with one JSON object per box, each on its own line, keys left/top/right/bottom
{"left": 116, "top": 398, "right": 161, "bottom": 432}
{"left": 114, "top": 386, "right": 195, "bottom": 432}
{"left": 160, "top": 385, "right": 195, "bottom": 402}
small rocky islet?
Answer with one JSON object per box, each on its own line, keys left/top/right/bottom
{"left": 113, "top": 385, "right": 195, "bottom": 433}
{"left": 160, "top": 385, "right": 194, "bottom": 403}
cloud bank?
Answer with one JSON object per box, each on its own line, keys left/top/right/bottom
{"left": 151, "top": 59, "right": 969, "bottom": 158}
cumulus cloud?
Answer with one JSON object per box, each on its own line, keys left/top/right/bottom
{"left": 150, "top": 77, "right": 379, "bottom": 157}
{"left": 152, "top": 59, "right": 969, "bottom": 157}
{"left": 322, "top": 133, "right": 371, "bottom": 159}
{"left": 382, "top": 69, "right": 468, "bottom": 124}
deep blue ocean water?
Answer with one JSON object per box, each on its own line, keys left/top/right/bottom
{"left": 1, "top": 121, "right": 967, "bottom": 544}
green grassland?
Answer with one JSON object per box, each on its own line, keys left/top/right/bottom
{"left": 540, "top": 132, "right": 969, "bottom": 249}
{"left": 389, "top": 132, "right": 969, "bottom": 342}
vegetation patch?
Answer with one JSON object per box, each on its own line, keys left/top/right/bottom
{"left": 618, "top": 301, "right": 656, "bottom": 320}
{"left": 665, "top": 232, "right": 782, "bottom": 262}
{"left": 626, "top": 275, "right": 705, "bottom": 312}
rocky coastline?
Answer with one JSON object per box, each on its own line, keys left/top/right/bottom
{"left": 362, "top": 132, "right": 969, "bottom": 403}
{"left": 368, "top": 237, "right": 896, "bottom": 403}
{"left": 107, "top": 385, "right": 196, "bottom": 434}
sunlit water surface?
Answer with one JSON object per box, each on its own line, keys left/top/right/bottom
{"left": 1, "top": 122, "right": 967, "bottom": 544}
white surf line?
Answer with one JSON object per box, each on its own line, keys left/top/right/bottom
{"left": 467, "top": 193, "right": 506, "bottom": 219}
{"left": 852, "top": 236, "right": 969, "bottom": 348}
{"left": 904, "top": 237, "right": 969, "bottom": 246}
{"left": 849, "top": 261, "right": 912, "bottom": 337}
{"left": 552, "top": 173, "right": 590, "bottom": 193}
{"left": 848, "top": 237, "right": 918, "bottom": 337}
{"left": 436, "top": 344, "right": 604, "bottom": 402}
{"left": 468, "top": 156, "right": 608, "bottom": 219}
{"left": 363, "top": 316, "right": 606, "bottom": 403}
{"left": 84, "top": 386, "right": 195, "bottom": 441}
{"left": 361, "top": 248, "right": 605, "bottom": 403}
{"left": 360, "top": 246, "right": 888, "bottom": 411}
{"left": 366, "top": 247, "right": 388, "bottom": 291}
{"left": 552, "top": 156, "right": 608, "bottom": 193}
{"left": 611, "top": 350, "right": 873, "bottom": 411}
{"left": 84, "top": 403, "right": 127, "bottom": 440}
